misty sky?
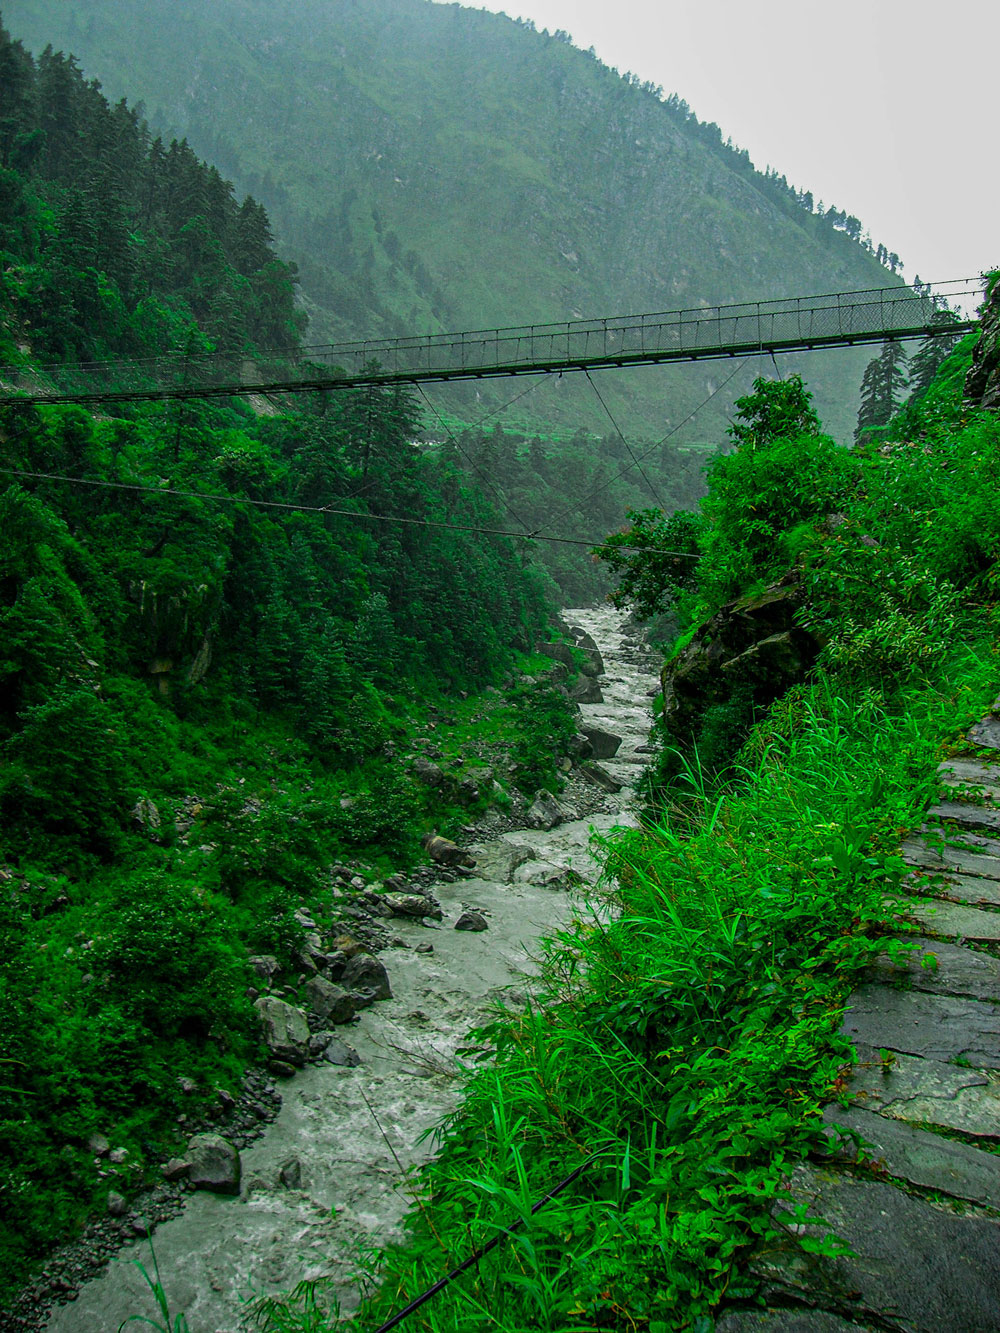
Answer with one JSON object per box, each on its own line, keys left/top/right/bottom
{"left": 458, "top": 0, "right": 997, "bottom": 304}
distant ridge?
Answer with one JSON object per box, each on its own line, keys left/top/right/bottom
{"left": 2, "top": 0, "right": 908, "bottom": 439}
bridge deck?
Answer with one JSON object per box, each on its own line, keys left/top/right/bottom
{"left": 0, "top": 280, "right": 978, "bottom": 407}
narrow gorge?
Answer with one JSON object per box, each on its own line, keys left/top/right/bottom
{"left": 40, "top": 608, "right": 659, "bottom": 1333}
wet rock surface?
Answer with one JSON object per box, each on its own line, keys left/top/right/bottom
{"left": 720, "top": 694, "right": 1000, "bottom": 1331}
{"left": 32, "top": 606, "right": 660, "bottom": 1333}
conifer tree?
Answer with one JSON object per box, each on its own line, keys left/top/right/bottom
{"left": 909, "top": 309, "right": 963, "bottom": 397}
{"left": 855, "top": 342, "right": 909, "bottom": 443}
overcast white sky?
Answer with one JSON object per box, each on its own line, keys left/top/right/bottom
{"left": 457, "top": 0, "right": 998, "bottom": 301}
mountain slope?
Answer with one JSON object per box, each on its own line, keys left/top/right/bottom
{"left": 2, "top": 0, "right": 903, "bottom": 440}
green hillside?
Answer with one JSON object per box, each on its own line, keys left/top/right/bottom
{"left": 2, "top": 0, "right": 905, "bottom": 441}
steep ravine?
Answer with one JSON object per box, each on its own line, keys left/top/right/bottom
{"left": 44, "top": 606, "right": 659, "bottom": 1333}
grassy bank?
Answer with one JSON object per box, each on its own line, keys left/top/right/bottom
{"left": 254, "top": 639, "right": 997, "bottom": 1333}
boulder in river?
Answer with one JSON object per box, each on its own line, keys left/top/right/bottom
{"left": 454, "top": 909, "right": 489, "bottom": 932}
{"left": 567, "top": 625, "right": 605, "bottom": 676}
{"left": 305, "top": 976, "right": 356, "bottom": 1025}
{"left": 253, "top": 995, "right": 311, "bottom": 1065}
{"left": 578, "top": 761, "right": 623, "bottom": 793}
{"left": 186, "top": 1133, "right": 241, "bottom": 1195}
{"left": 569, "top": 676, "right": 604, "bottom": 704}
{"left": 383, "top": 891, "right": 443, "bottom": 921}
{"left": 580, "top": 726, "right": 622, "bottom": 759}
{"left": 470, "top": 841, "right": 537, "bottom": 883}
{"left": 341, "top": 953, "right": 392, "bottom": 1002}
{"left": 527, "top": 789, "right": 573, "bottom": 830}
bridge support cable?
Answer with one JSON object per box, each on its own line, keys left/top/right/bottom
{"left": 0, "top": 279, "right": 979, "bottom": 409}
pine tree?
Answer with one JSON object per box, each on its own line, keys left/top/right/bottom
{"left": 908, "top": 310, "right": 963, "bottom": 397}
{"left": 855, "top": 342, "right": 909, "bottom": 443}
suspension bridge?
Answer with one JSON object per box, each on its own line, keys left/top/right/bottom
{"left": 0, "top": 279, "right": 978, "bottom": 408}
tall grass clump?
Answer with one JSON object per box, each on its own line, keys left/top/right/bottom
{"left": 255, "top": 635, "right": 997, "bottom": 1333}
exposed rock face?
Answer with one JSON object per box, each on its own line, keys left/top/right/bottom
{"left": 304, "top": 976, "right": 356, "bottom": 1025}
{"left": 660, "top": 578, "right": 821, "bottom": 749}
{"left": 526, "top": 789, "right": 574, "bottom": 830}
{"left": 966, "top": 280, "right": 1000, "bottom": 410}
{"left": 341, "top": 953, "right": 392, "bottom": 1001}
{"left": 186, "top": 1133, "right": 241, "bottom": 1195}
{"left": 253, "top": 996, "right": 311, "bottom": 1065}
{"left": 567, "top": 624, "right": 605, "bottom": 676}
{"left": 580, "top": 725, "right": 622, "bottom": 759}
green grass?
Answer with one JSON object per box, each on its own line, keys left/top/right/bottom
{"left": 254, "top": 635, "right": 998, "bottom": 1332}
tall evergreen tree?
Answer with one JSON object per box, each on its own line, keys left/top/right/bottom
{"left": 855, "top": 342, "right": 909, "bottom": 443}
{"left": 909, "top": 309, "right": 963, "bottom": 397}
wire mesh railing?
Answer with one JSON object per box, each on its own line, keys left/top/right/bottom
{"left": 0, "top": 278, "right": 981, "bottom": 406}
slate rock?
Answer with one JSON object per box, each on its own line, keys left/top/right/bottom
{"left": 341, "top": 952, "right": 392, "bottom": 1001}
{"left": 383, "top": 891, "right": 443, "bottom": 921}
{"left": 454, "top": 909, "right": 488, "bottom": 932}
{"left": 865, "top": 936, "right": 1000, "bottom": 1004}
{"left": 841, "top": 983, "right": 1000, "bottom": 1067}
{"left": 903, "top": 866, "right": 1000, "bottom": 906}
{"left": 753, "top": 1162, "right": 1000, "bottom": 1333}
{"left": 305, "top": 976, "right": 356, "bottom": 1025}
{"left": 579, "top": 725, "right": 622, "bottom": 760}
{"left": 894, "top": 896, "right": 1000, "bottom": 942}
{"left": 526, "top": 789, "right": 568, "bottom": 830}
{"left": 253, "top": 995, "right": 311, "bottom": 1065}
{"left": 716, "top": 1311, "right": 870, "bottom": 1332}
{"left": 186, "top": 1133, "right": 241, "bottom": 1195}
{"left": 926, "top": 800, "right": 1000, "bottom": 835}
{"left": 823, "top": 1103, "right": 1000, "bottom": 1208}
{"left": 323, "top": 1038, "right": 361, "bottom": 1067}
{"left": 968, "top": 712, "right": 1000, "bottom": 750}
{"left": 577, "top": 761, "right": 623, "bottom": 793}
{"left": 569, "top": 675, "right": 603, "bottom": 704}
{"left": 902, "top": 834, "right": 1000, "bottom": 881}
{"left": 844, "top": 1044, "right": 1000, "bottom": 1138}
{"left": 278, "top": 1158, "right": 302, "bottom": 1190}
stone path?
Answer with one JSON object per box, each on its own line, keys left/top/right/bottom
{"left": 718, "top": 705, "right": 1000, "bottom": 1333}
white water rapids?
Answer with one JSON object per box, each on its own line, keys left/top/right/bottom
{"left": 45, "top": 606, "right": 660, "bottom": 1333}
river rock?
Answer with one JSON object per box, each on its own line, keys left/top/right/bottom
{"left": 580, "top": 726, "right": 622, "bottom": 759}
{"left": 106, "top": 1191, "right": 127, "bottom": 1217}
{"left": 382, "top": 891, "right": 443, "bottom": 921}
{"left": 278, "top": 1158, "right": 302, "bottom": 1190}
{"left": 341, "top": 953, "right": 392, "bottom": 1001}
{"left": 253, "top": 995, "right": 311, "bottom": 1065}
{"left": 161, "top": 1157, "right": 190, "bottom": 1181}
{"left": 304, "top": 976, "right": 356, "bottom": 1025}
{"left": 568, "top": 625, "right": 605, "bottom": 676}
{"left": 454, "top": 909, "right": 489, "bottom": 932}
{"left": 569, "top": 675, "right": 603, "bottom": 704}
{"left": 471, "top": 841, "right": 536, "bottom": 882}
{"left": 186, "top": 1133, "right": 241, "bottom": 1195}
{"left": 567, "top": 732, "right": 594, "bottom": 761}
{"left": 577, "top": 762, "right": 623, "bottom": 793}
{"left": 526, "top": 789, "right": 570, "bottom": 830}
{"left": 323, "top": 1038, "right": 361, "bottom": 1066}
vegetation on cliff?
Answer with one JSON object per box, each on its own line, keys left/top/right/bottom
{"left": 0, "top": 23, "right": 581, "bottom": 1300}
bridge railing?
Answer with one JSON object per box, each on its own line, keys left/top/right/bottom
{"left": 1, "top": 278, "right": 980, "bottom": 405}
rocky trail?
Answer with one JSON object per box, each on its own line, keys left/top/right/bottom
{"left": 719, "top": 707, "right": 1000, "bottom": 1332}
{"left": 29, "top": 607, "right": 660, "bottom": 1333}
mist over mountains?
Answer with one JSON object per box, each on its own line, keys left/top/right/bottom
{"left": 3, "top": 0, "right": 903, "bottom": 439}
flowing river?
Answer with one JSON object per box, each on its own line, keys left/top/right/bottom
{"left": 44, "top": 606, "right": 660, "bottom": 1333}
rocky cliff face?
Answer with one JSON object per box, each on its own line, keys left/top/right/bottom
{"left": 966, "top": 280, "right": 1000, "bottom": 410}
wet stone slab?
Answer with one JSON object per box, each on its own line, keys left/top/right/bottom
{"left": 902, "top": 834, "right": 1000, "bottom": 881}
{"left": 844, "top": 1044, "right": 1000, "bottom": 1139}
{"left": 903, "top": 866, "right": 1000, "bottom": 906}
{"left": 753, "top": 1163, "right": 1000, "bottom": 1333}
{"left": 865, "top": 937, "right": 1000, "bottom": 1004}
{"left": 925, "top": 800, "right": 1000, "bottom": 835}
{"left": 822, "top": 1103, "right": 1000, "bottom": 1208}
{"left": 841, "top": 983, "right": 1000, "bottom": 1067}
{"left": 968, "top": 712, "right": 1000, "bottom": 750}
{"left": 892, "top": 896, "right": 1000, "bottom": 942}
{"left": 716, "top": 1310, "right": 875, "bottom": 1332}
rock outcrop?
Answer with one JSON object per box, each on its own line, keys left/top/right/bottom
{"left": 966, "top": 279, "right": 1000, "bottom": 410}
{"left": 660, "top": 578, "right": 822, "bottom": 752}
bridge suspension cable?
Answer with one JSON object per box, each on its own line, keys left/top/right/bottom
{"left": 0, "top": 279, "right": 979, "bottom": 409}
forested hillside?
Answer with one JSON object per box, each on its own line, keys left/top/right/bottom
{"left": 0, "top": 21, "right": 573, "bottom": 1300}
{"left": 3, "top": 0, "right": 905, "bottom": 441}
